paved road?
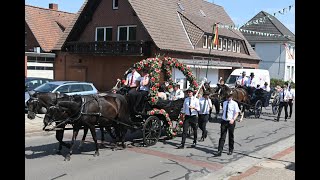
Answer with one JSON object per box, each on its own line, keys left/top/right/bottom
{"left": 25, "top": 104, "right": 295, "bottom": 180}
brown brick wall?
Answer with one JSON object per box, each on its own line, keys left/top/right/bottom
{"left": 78, "top": 0, "right": 151, "bottom": 42}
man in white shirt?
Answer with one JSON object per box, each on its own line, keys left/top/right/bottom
{"left": 274, "top": 84, "right": 290, "bottom": 122}
{"left": 177, "top": 87, "right": 200, "bottom": 149}
{"left": 261, "top": 82, "right": 271, "bottom": 92}
{"left": 198, "top": 91, "right": 213, "bottom": 142}
{"left": 287, "top": 85, "right": 295, "bottom": 119}
{"left": 215, "top": 93, "right": 240, "bottom": 156}
{"left": 169, "top": 84, "right": 184, "bottom": 100}
{"left": 124, "top": 66, "right": 141, "bottom": 114}
{"left": 246, "top": 72, "right": 258, "bottom": 98}
{"left": 236, "top": 71, "right": 248, "bottom": 87}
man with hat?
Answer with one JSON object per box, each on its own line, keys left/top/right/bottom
{"left": 274, "top": 84, "right": 290, "bottom": 122}
{"left": 135, "top": 68, "right": 150, "bottom": 113}
{"left": 177, "top": 87, "right": 200, "bottom": 149}
{"left": 215, "top": 92, "right": 240, "bottom": 156}
{"left": 124, "top": 65, "right": 141, "bottom": 114}
{"left": 236, "top": 71, "right": 248, "bottom": 87}
{"left": 246, "top": 72, "right": 258, "bottom": 98}
{"left": 198, "top": 90, "right": 213, "bottom": 142}
{"left": 169, "top": 83, "right": 184, "bottom": 100}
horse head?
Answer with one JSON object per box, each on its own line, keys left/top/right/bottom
{"left": 218, "top": 84, "right": 232, "bottom": 101}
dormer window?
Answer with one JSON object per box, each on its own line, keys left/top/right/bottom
{"left": 113, "top": 0, "right": 119, "bottom": 10}
{"left": 203, "top": 35, "right": 208, "bottom": 48}
{"left": 237, "top": 41, "right": 241, "bottom": 53}
{"left": 223, "top": 39, "right": 227, "bottom": 51}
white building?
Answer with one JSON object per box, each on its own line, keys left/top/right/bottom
{"left": 241, "top": 11, "right": 295, "bottom": 82}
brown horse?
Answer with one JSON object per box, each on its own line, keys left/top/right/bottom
{"left": 26, "top": 92, "right": 109, "bottom": 154}
{"left": 45, "top": 94, "right": 131, "bottom": 161}
{"left": 218, "top": 85, "right": 250, "bottom": 122}
{"left": 199, "top": 81, "right": 221, "bottom": 120}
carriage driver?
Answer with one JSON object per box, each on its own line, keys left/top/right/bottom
{"left": 124, "top": 65, "right": 141, "bottom": 114}
{"left": 135, "top": 68, "right": 150, "bottom": 113}
{"left": 246, "top": 72, "right": 258, "bottom": 99}
{"left": 236, "top": 71, "right": 248, "bottom": 87}
{"left": 169, "top": 83, "right": 184, "bottom": 100}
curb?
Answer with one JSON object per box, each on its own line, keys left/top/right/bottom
{"left": 197, "top": 135, "right": 295, "bottom": 180}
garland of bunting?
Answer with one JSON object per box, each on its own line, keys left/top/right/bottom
{"left": 130, "top": 56, "right": 199, "bottom": 138}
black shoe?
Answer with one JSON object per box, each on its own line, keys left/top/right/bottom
{"left": 227, "top": 150, "right": 233, "bottom": 155}
{"left": 288, "top": 116, "right": 291, "bottom": 119}
{"left": 215, "top": 151, "right": 222, "bottom": 157}
{"left": 177, "top": 144, "right": 185, "bottom": 149}
{"left": 285, "top": 119, "right": 287, "bottom": 122}
{"left": 190, "top": 142, "right": 196, "bottom": 148}
{"left": 274, "top": 118, "right": 279, "bottom": 122}
{"left": 199, "top": 137, "right": 204, "bottom": 142}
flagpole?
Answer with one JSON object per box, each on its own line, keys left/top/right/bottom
{"left": 206, "top": 23, "right": 218, "bottom": 78}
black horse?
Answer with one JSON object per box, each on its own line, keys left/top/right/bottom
{"left": 45, "top": 93, "right": 132, "bottom": 161}
{"left": 201, "top": 81, "right": 221, "bottom": 120}
{"left": 26, "top": 92, "right": 108, "bottom": 153}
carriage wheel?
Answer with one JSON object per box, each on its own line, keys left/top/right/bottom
{"left": 254, "top": 100, "right": 263, "bottom": 118}
{"left": 272, "top": 98, "right": 279, "bottom": 115}
{"left": 143, "top": 116, "right": 161, "bottom": 146}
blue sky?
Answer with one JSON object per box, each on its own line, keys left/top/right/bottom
{"left": 25, "top": 0, "right": 295, "bottom": 34}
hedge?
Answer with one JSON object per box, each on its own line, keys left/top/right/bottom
{"left": 270, "top": 78, "right": 295, "bottom": 88}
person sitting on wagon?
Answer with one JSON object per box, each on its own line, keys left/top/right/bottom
{"left": 261, "top": 82, "right": 271, "bottom": 92}
{"left": 135, "top": 68, "right": 150, "bottom": 113}
{"left": 236, "top": 71, "right": 248, "bottom": 87}
{"left": 124, "top": 65, "right": 141, "bottom": 114}
{"left": 246, "top": 72, "right": 258, "bottom": 99}
{"left": 169, "top": 83, "right": 184, "bottom": 100}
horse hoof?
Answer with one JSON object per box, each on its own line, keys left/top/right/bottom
{"left": 122, "top": 144, "right": 127, "bottom": 149}
{"left": 64, "top": 155, "right": 71, "bottom": 161}
{"left": 56, "top": 151, "right": 61, "bottom": 155}
{"left": 94, "top": 151, "right": 100, "bottom": 157}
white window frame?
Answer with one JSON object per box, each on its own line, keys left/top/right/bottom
{"left": 223, "top": 39, "right": 227, "bottom": 51}
{"left": 228, "top": 39, "right": 232, "bottom": 51}
{"left": 232, "top": 40, "right": 237, "bottom": 52}
{"left": 113, "top": 0, "right": 119, "bottom": 10}
{"left": 236, "top": 41, "right": 241, "bottom": 53}
{"left": 218, "top": 38, "right": 223, "bottom": 50}
{"left": 117, "top": 25, "right": 137, "bottom": 41}
{"left": 203, "top": 35, "right": 208, "bottom": 48}
{"left": 95, "top": 27, "right": 112, "bottom": 41}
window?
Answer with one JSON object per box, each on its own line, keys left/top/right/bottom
{"left": 117, "top": 26, "right": 137, "bottom": 41}
{"left": 223, "top": 39, "right": 227, "bottom": 51}
{"left": 218, "top": 38, "right": 223, "bottom": 50}
{"left": 236, "top": 41, "right": 241, "bottom": 53}
{"left": 251, "top": 44, "right": 255, "bottom": 51}
{"left": 70, "top": 85, "right": 84, "bottom": 93}
{"left": 228, "top": 39, "right": 232, "bottom": 51}
{"left": 113, "top": 0, "right": 119, "bottom": 9}
{"left": 210, "top": 35, "right": 218, "bottom": 49}
{"left": 95, "top": 27, "right": 112, "bottom": 41}
{"left": 83, "top": 84, "right": 94, "bottom": 91}
{"left": 203, "top": 35, "right": 208, "bottom": 48}
{"left": 56, "top": 85, "right": 70, "bottom": 93}
{"left": 233, "top": 40, "right": 237, "bottom": 52}
{"left": 286, "top": 66, "right": 291, "bottom": 80}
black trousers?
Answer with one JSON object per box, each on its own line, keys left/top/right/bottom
{"left": 198, "top": 114, "right": 209, "bottom": 138}
{"left": 218, "top": 120, "right": 236, "bottom": 151}
{"left": 277, "top": 101, "right": 288, "bottom": 119}
{"left": 181, "top": 115, "right": 198, "bottom": 145}
{"left": 288, "top": 99, "right": 293, "bottom": 117}
{"left": 136, "top": 90, "right": 149, "bottom": 111}
{"left": 128, "top": 88, "right": 139, "bottom": 114}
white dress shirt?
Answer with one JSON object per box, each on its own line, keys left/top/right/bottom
{"left": 279, "top": 89, "right": 290, "bottom": 102}
{"left": 261, "top": 85, "right": 271, "bottom": 92}
{"left": 126, "top": 71, "right": 141, "bottom": 87}
{"left": 287, "top": 89, "right": 295, "bottom": 100}
{"left": 246, "top": 77, "right": 258, "bottom": 87}
{"left": 139, "top": 75, "right": 150, "bottom": 91}
{"left": 222, "top": 99, "right": 240, "bottom": 121}
{"left": 182, "top": 96, "right": 200, "bottom": 116}
{"left": 198, "top": 97, "right": 213, "bottom": 115}
{"left": 236, "top": 76, "right": 248, "bottom": 86}
{"left": 169, "top": 89, "right": 184, "bottom": 100}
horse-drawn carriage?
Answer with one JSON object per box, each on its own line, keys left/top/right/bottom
{"left": 26, "top": 56, "right": 200, "bottom": 160}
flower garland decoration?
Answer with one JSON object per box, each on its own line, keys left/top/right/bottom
{"left": 146, "top": 108, "right": 176, "bottom": 137}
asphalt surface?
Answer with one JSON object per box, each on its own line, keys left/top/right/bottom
{"left": 25, "top": 103, "right": 295, "bottom": 180}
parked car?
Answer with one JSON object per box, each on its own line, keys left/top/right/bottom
{"left": 25, "top": 77, "right": 53, "bottom": 91}
{"left": 25, "top": 81, "right": 99, "bottom": 110}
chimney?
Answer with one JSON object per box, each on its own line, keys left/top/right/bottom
{"left": 49, "top": 3, "right": 58, "bottom": 11}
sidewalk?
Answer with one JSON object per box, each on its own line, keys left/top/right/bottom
{"left": 228, "top": 146, "right": 295, "bottom": 180}
{"left": 25, "top": 114, "right": 46, "bottom": 135}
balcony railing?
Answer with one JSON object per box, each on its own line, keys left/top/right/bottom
{"left": 64, "top": 40, "right": 151, "bottom": 56}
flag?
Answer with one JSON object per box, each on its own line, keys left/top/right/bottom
{"left": 212, "top": 23, "right": 219, "bottom": 46}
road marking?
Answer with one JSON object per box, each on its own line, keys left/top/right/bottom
{"left": 127, "top": 147, "right": 224, "bottom": 171}
{"left": 149, "top": 170, "right": 169, "bottom": 178}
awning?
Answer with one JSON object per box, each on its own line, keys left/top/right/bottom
{"left": 186, "top": 65, "right": 232, "bottom": 69}
{"left": 177, "top": 58, "right": 242, "bottom": 68}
